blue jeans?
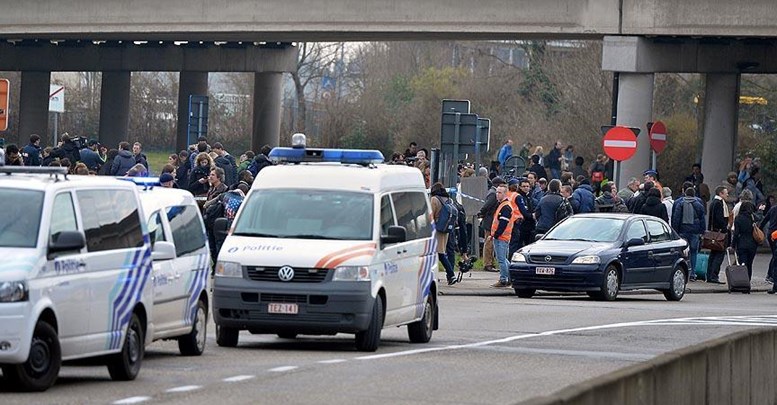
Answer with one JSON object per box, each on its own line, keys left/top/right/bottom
{"left": 680, "top": 233, "right": 700, "bottom": 279}
{"left": 494, "top": 239, "right": 510, "bottom": 283}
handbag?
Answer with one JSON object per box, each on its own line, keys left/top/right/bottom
{"left": 752, "top": 215, "right": 766, "bottom": 245}
{"left": 701, "top": 230, "right": 727, "bottom": 251}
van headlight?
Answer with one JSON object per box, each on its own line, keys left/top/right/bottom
{"left": 511, "top": 252, "right": 526, "bottom": 263}
{"left": 0, "top": 281, "right": 28, "bottom": 302}
{"left": 215, "top": 261, "right": 242, "bottom": 278}
{"left": 571, "top": 255, "right": 601, "bottom": 264}
{"left": 332, "top": 266, "right": 370, "bottom": 282}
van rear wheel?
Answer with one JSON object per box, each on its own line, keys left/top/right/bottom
{"left": 2, "top": 320, "right": 61, "bottom": 392}
{"left": 355, "top": 297, "right": 383, "bottom": 352}
{"left": 107, "top": 313, "right": 144, "bottom": 381}
{"left": 407, "top": 295, "right": 435, "bottom": 343}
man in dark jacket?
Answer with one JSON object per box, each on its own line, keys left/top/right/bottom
{"left": 764, "top": 204, "right": 777, "bottom": 292}
{"left": 516, "top": 178, "right": 536, "bottom": 249}
{"left": 477, "top": 176, "right": 504, "bottom": 272}
{"left": 706, "top": 186, "right": 730, "bottom": 284}
{"left": 534, "top": 179, "right": 566, "bottom": 234}
{"left": 249, "top": 145, "right": 273, "bottom": 176}
{"left": 527, "top": 154, "right": 547, "bottom": 183}
{"left": 110, "top": 142, "right": 136, "bottom": 176}
{"left": 21, "top": 134, "right": 42, "bottom": 166}
{"left": 595, "top": 183, "right": 629, "bottom": 213}
{"left": 79, "top": 140, "right": 102, "bottom": 172}
{"left": 629, "top": 181, "right": 653, "bottom": 214}
{"left": 132, "top": 142, "right": 149, "bottom": 170}
{"left": 59, "top": 134, "right": 81, "bottom": 164}
{"left": 639, "top": 188, "right": 668, "bottom": 221}
{"left": 545, "top": 140, "right": 563, "bottom": 180}
{"left": 213, "top": 142, "right": 237, "bottom": 187}
{"left": 672, "top": 186, "right": 706, "bottom": 281}
{"left": 571, "top": 179, "right": 595, "bottom": 214}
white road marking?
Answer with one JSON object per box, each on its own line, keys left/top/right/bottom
{"left": 356, "top": 315, "right": 777, "bottom": 361}
{"left": 223, "top": 375, "right": 255, "bottom": 382}
{"left": 269, "top": 366, "right": 298, "bottom": 372}
{"left": 318, "top": 359, "right": 347, "bottom": 364}
{"left": 166, "top": 385, "right": 201, "bottom": 393}
{"left": 113, "top": 397, "right": 151, "bottom": 404}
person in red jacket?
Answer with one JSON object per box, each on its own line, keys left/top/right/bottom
{"left": 491, "top": 185, "right": 514, "bottom": 288}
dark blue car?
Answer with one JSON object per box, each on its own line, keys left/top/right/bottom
{"left": 509, "top": 213, "right": 689, "bottom": 301}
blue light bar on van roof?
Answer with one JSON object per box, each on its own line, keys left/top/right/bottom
{"left": 269, "top": 147, "right": 384, "bottom": 165}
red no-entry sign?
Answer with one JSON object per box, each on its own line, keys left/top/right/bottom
{"left": 602, "top": 126, "right": 638, "bottom": 161}
{"left": 649, "top": 121, "right": 667, "bottom": 154}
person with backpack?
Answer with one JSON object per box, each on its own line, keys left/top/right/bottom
{"left": 248, "top": 145, "right": 273, "bottom": 176}
{"left": 672, "top": 185, "right": 706, "bottom": 282}
{"left": 431, "top": 182, "right": 458, "bottom": 285}
{"left": 595, "top": 183, "right": 629, "bottom": 213}
{"left": 490, "top": 184, "right": 514, "bottom": 288}
{"left": 446, "top": 192, "right": 470, "bottom": 282}
{"left": 570, "top": 179, "right": 595, "bottom": 214}
{"left": 534, "top": 179, "right": 569, "bottom": 235}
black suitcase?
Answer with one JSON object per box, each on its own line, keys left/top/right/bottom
{"left": 725, "top": 250, "right": 751, "bottom": 293}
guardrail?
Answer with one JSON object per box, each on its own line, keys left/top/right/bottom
{"left": 521, "top": 328, "right": 777, "bottom": 405}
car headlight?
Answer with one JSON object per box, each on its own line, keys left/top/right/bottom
{"left": 332, "top": 266, "right": 370, "bottom": 281}
{"left": 511, "top": 252, "right": 526, "bottom": 263}
{"left": 571, "top": 255, "right": 601, "bottom": 265}
{"left": 215, "top": 261, "right": 242, "bottom": 278}
{"left": 0, "top": 281, "right": 28, "bottom": 302}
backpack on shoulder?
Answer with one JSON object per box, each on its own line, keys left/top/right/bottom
{"left": 554, "top": 198, "right": 573, "bottom": 224}
{"left": 434, "top": 196, "right": 458, "bottom": 233}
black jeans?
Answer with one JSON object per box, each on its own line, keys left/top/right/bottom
{"left": 769, "top": 238, "right": 777, "bottom": 281}
{"left": 737, "top": 247, "right": 757, "bottom": 281}
{"left": 707, "top": 249, "right": 725, "bottom": 282}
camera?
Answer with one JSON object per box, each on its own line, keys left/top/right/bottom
{"left": 70, "top": 136, "right": 88, "bottom": 150}
{"left": 458, "top": 257, "right": 474, "bottom": 274}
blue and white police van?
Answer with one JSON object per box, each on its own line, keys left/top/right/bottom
{"left": 213, "top": 135, "right": 439, "bottom": 351}
{"left": 0, "top": 167, "right": 152, "bottom": 391}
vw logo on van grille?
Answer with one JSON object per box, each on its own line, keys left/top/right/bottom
{"left": 544, "top": 255, "right": 552, "bottom": 263}
{"left": 278, "top": 266, "right": 295, "bottom": 282}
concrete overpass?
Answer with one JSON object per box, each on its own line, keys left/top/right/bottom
{"left": 3, "top": 0, "right": 777, "bottom": 184}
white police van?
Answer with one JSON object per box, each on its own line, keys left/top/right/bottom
{"left": 131, "top": 180, "right": 210, "bottom": 356}
{"left": 0, "top": 167, "right": 152, "bottom": 391}
{"left": 213, "top": 135, "right": 439, "bottom": 351}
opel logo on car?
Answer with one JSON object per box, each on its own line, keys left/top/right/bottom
{"left": 544, "top": 255, "right": 552, "bottom": 263}
{"left": 278, "top": 266, "right": 295, "bottom": 281}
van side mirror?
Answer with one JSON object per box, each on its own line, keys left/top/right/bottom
{"left": 152, "top": 241, "right": 177, "bottom": 261}
{"left": 48, "top": 231, "right": 86, "bottom": 257}
{"left": 534, "top": 233, "right": 545, "bottom": 242}
{"left": 625, "top": 238, "right": 645, "bottom": 248}
{"left": 381, "top": 226, "right": 407, "bottom": 245}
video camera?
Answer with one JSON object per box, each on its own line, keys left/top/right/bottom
{"left": 70, "top": 136, "right": 88, "bottom": 150}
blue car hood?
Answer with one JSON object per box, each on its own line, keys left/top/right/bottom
{"left": 521, "top": 240, "right": 616, "bottom": 256}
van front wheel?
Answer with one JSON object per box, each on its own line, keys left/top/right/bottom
{"left": 355, "top": 298, "right": 383, "bottom": 352}
{"left": 107, "top": 313, "right": 144, "bottom": 381}
{"left": 2, "top": 320, "right": 61, "bottom": 392}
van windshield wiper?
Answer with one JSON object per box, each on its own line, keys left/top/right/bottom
{"left": 279, "top": 234, "right": 340, "bottom": 240}
{"left": 231, "top": 232, "right": 276, "bottom": 237}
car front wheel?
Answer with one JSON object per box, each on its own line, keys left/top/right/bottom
{"left": 593, "top": 265, "right": 620, "bottom": 301}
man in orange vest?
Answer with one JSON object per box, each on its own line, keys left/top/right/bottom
{"left": 491, "top": 184, "right": 514, "bottom": 288}
{"left": 507, "top": 178, "right": 525, "bottom": 262}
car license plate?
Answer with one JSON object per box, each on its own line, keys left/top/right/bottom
{"left": 268, "top": 303, "right": 298, "bottom": 314}
{"left": 535, "top": 267, "right": 556, "bottom": 275}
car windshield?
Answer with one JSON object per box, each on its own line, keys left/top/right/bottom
{"left": 233, "top": 189, "right": 374, "bottom": 241}
{"left": 544, "top": 217, "right": 625, "bottom": 243}
{"left": 0, "top": 189, "right": 44, "bottom": 248}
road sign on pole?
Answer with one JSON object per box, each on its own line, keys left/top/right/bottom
{"left": 49, "top": 85, "right": 65, "bottom": 113}
{"left": 648, "top": 120, "right": 667, "bottom": 154}
{"left": 0, "top": 79, "right": 8, "bottom": 131}
{"left": 187, "top": 95, "right": 209, "bottom": 147}
{"left": 602, "top": 126, "right": 638, "bottom": 162}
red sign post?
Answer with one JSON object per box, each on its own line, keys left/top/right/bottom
{"left": 602, "top": 126, "right": 638, "bottom": 162}
{"left": 648, "top": 121, "right": 667, "bottom": 153}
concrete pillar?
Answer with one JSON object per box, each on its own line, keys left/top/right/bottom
{"left": 701, "top": 74, "right": 740, "bottom": 188}
{"left": 615, "top": 73, "right": 654, "bottom": 189}
{"left": 19, "top": 71, "right": 51, "bottom": 146}
{"left": 252, "top": 72, "right": 283, "bottom": 150}
{"left": 176, "top": 71, "right": 208, "bottom": 152}
{"left": 98, "top": 71, "right": 131, "bottom": 149}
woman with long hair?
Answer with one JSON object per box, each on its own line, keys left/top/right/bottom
{"left": 188, "top": 152, "right": 213, "bottom": 196}
{"left": 731, "top": 201, "right": 758, "bottom": 281}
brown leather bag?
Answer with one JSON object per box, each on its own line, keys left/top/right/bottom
{"left": 701, "top": 230, "right": 727, "bottom": 251}
{"left": 753, "top": 215, "right": 766, "bottom": 245}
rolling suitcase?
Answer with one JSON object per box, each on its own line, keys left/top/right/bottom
{"left": 725, "top": 250, "right": 750, "bottom": 293}
{"left": 695, "top": 251, "right": 709, "bottom": 279}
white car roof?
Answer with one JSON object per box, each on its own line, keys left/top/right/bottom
{"left": 252, "top": 163, "right": 426, "bottom": 193}
{"left": 136, "top": 186, "right": 198, "bottom": 219}
{"left": 0, "top": 170, "right": 139, "bottom": 193}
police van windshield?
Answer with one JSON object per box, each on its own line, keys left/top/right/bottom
{"left": 233, "top": 189, "right": 374, "bottom": 240}
{"left": 0, "top": 189, "right": 44, "bottom": 248}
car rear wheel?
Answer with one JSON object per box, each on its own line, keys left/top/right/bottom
{"left": 593, "top": 265, "right": 620, "bottom": 301}
{"left": 178, "top": 300, "right": 207, "bottom": 356}
{"left": 2, "top": 320, "right": 61, "bottom": 392}
{"left": 663, "top": 266, "right": 687, "bottom": 301}
{"left": 514, "top": 288, "right": 535, "bottom": 298}
{"left": 407, "top": 294, "right": 435, "bottom": 343}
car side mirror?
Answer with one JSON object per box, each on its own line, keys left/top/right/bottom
{"left": 381, "top": 226, "right": 407, "bottom": 245}
{"left": 534, "top": 233, "right": 545, "bottom": 242}
{"left": 48, "top": 231, "right": 86, "bottom": 258}
{"left": 152, "top": 241, "right": 177, "bottom": 261}
{"left": 625, "top": 238, "right": 645, "bottom": 247}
